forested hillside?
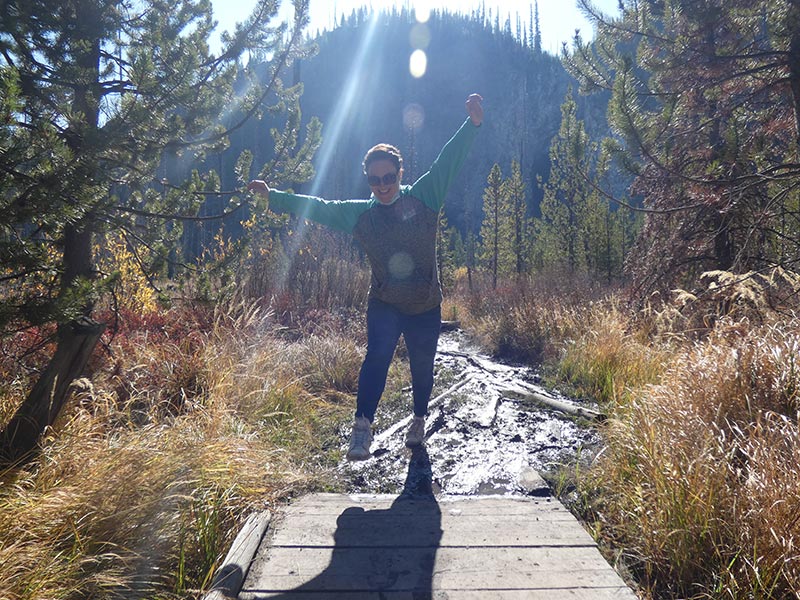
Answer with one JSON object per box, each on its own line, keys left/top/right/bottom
{"left": 200, "top": 7, "right": 613, "bottom": 243}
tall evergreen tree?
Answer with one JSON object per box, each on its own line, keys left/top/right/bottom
{"left": 451, "top": 227, "right": 467, "bottom": 270}
{"left": 532, "top": 87, "right": 632, "bottom": 279}
{"left": 478, "top": 163, "right": 525, "bottom": 283}
{"left": 437, "top": 210, "right": 457, "bottom": 292}
{"left": 479, "top": 163, "right": 506, "bottom": 288}
{"left": 565, "top": 0, "right": 800, "bottom": 294}
{"left": 505, "top": 159, "right": 529, "bottom": 277}
{"left": 0, "top": 0, "right": 319, "bottom": 460}
{"left": 581, "top": 172, "right": 620, "bottom": 280}
{"left": 463, "top": 229, "right": 477, "bottom": 291}
{"left": 464, "top": 194, "right": 478, "bottom": 291}
{"left": 534, "top": 90, "right": 593, "bottom": 273}
{"left": 591, "top": 149, "right": 639, "bottom": 282}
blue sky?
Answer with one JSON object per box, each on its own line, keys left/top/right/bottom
{"left": 210, "top": 0, "right": 620, "bottom": 55}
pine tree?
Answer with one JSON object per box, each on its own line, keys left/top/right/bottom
{"left": 565, "top": 0, "right": 800, "bottom": 293}
{"left": 479, "top": 163, "right": 506, "bottom": 288}
{"left": 0, "top": 0, "right": 319, "bottom": 460}
{"left": 581, "top": 179, "right": 611, "bottom": 279}
{"left": 437, "top": 210, "right": 456, "bottom": 293}
{"left": 534, "top": 89, "right": 633, "bottom": 280}
{"left": 478, "top": 162, "right": 526, "bottom": 286}
{"left": 505, "top": 160, "right": 529, "bottom": 277}
{"left": 451, "top": 227, "right": 467, "bottom": 270}
{"left": 589, "top": 149, "right": 638, "bottom": 282}
{"left": 465, "top": 230, "right": 478, "bottom": 291}
{"left": 534, "top": 90, "right": 592, "bottom": 274}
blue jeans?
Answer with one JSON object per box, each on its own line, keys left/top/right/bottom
{"left": 355, "top": 300, "right": 441, "bottom": 422}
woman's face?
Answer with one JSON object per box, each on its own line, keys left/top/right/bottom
{"left": 367, "top": 158, "right": 402, "bottom": 204}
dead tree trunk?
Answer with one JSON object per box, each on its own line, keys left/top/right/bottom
{"left": 0, "top": 16, "right": 107, "bottom": 465}
{"left": 1, "top": 317, "right": 104, "bottom": 463}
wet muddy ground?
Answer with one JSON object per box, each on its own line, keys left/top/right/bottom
{"left": 338, "top": 330, "right": 601, "bottom": 497}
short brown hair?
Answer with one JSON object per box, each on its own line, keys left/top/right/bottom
{"left": 363, "top": 143, "right": 403, "bottom": 174}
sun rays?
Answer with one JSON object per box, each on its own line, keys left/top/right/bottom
{"left": 273, "top": 3, "right": 435, "bottom": 291}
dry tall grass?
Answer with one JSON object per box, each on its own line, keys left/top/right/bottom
{"left": 0, "top": 297, "right": 359, "bottom": 599}
{"left": 592, "top": 320, "right": 800, "bottom": 598}
{"left": 454, "top": 271, "right": 800, "bottom": 599}
{"left": 446, "top": 271, "right": 603, "bottom": 365}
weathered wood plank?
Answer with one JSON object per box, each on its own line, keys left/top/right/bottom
{"left": 241, "top": 494, "right": 637, "bottom": 600}
{"left": 268, "top": 513, "right": 595, "bottom": 547}
{"left": 243, "top": 589, "right": 636, "bottom": 599}
{"left": 277, "top": 494, "right": 575, "bottom": 517}
{"left": 245, "top": 546, "right": 628, "bottom": 592}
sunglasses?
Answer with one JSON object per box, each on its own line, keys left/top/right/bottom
{"left": 367, "top": 172, "right": 398, "bottom": 187}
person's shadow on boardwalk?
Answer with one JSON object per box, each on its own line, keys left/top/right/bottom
{"left": 243, "top": 446, "right": 442, "bottom": 599}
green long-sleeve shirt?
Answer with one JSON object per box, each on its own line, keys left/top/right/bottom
{"left": 269, "top": 117, "right": 480, "bottom": 314}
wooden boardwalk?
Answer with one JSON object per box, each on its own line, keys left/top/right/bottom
{"left": 233, "top": 493, "right": 637, "bottom": 599}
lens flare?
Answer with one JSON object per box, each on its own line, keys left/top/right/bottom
{"left": 409, "top": 23, "right": 431, "bottom": 50}
{"left": 388, "top": 252, "right": 415, "bottom": 279}
{"left": 413, "top": 0, "right": 431, "bottom": 23}
{"left": 402, "top": 103, "right": 425, "bottom": 131}
{"left": 272, "top": 12, "right": 382, "bottom": 290}
{"left": 409, "top": 49, "right": 427, "bottom": 78}
{"left": 307, "top": 12, "right": 381, "bottom": 198}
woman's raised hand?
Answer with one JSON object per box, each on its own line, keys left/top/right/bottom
{"left": 465, "top": 94, "right": 483, "bottom": 126}
{"left": 247, "top": 179, "right": 270, "bottom": 198}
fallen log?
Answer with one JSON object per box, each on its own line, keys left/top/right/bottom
{"left": 498, "top": 382, "right": 605, "bottom": 421}
{"left": 204, "top": 511, "right": 271, "bottom": 600}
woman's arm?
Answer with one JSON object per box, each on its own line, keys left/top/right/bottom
{"left": 408, "top": 93, "right": 483, "bottom": 212}
{"left": 246, "top": 181, "right": 368, "bottom": 234}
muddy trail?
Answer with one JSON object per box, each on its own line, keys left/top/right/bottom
{"left": 338, "top": 329, "right": 601, "bottom": 497}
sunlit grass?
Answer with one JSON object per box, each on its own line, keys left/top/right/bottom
{"left": 453, "top": 272, "right": 800, "bottom": 598}
{"left": 449, "top": 272, "right": 645, "bottom": 380}
{"left": 0, "top": 298, "right": 358, "bottom": 599}
{"left": 555, "top": 300, "right": 671, "bottom": 404}
{"left": 589, "top": 320, "right": 800, "bottom": 598}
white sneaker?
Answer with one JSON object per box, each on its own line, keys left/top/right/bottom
{"left": 346, "top": 416, "right": 373, "bottom": 461}
{"left": 405, "top": 415, "right": 425, "bottom": 448}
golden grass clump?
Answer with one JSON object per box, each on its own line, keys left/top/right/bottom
{"left": 556, "top": 300, "right": 671, "bottom": 404}
{"left": 450, "top": 274, "right": 669, "bottom": 403}
{"left": 589, "top": 319, "right": 800, "bottom": 598}
{"left": 279, "top": 335, "right": 363, "bottom": 398}
{"left": 0, "top": 298, "right": 359, "bottom": 599}
{"left": 449, "top": 273, "right": 602, "bottom": 365}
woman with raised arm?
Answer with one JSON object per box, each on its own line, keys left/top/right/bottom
{"left": 248, "top": 93, "right": 484, "bottom": 461}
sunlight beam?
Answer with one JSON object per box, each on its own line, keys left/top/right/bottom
{"left": 306, "top": 11, "right": 382, "bottom": 198}
{"left": 273, "top": 11, "right": 382, "bottom": 291}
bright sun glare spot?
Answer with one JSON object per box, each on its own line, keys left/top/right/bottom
{"left": 413, "top": 0, "right": 432, "bottom": 23}
{"left": 409, "top": 49, "right": 427, "bottom": 78}
{"left": 388, "top": 252, "right": 415, "bottom": 279}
